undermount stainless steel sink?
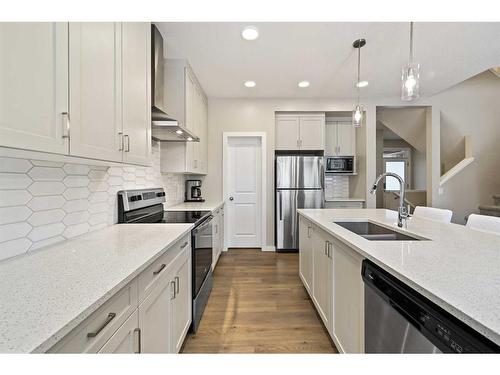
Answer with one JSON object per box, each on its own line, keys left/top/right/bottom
{"left": 334, "top": 221, "right": 428, "bottom": 241}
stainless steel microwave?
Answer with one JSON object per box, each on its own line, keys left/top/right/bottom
{"left": 325, "top": 156, "right": 356, "bottom": 174}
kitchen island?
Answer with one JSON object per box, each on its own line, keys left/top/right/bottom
{"left": 297, "top": 208, "right": 500, "bottom": 352}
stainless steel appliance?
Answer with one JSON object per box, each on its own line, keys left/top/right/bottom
{"left": 325, "top": 156, "right": 356, "bottom": 174}
{"left": 117, "top": 188, "right": 213, "bottom": 333}
{"left": 150, "top": 25, "right": 199, "bottom": 142}
{"left": 275, "top": 155, "right": 324, "bottom": 252}
{"left": 362, "top": 260, "right": 500, "bottom": 353}
{"left": 185, "top": 179, "right": 205, "bottom": 202}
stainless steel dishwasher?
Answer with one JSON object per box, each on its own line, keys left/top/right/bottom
{"left": 362, "top": 260, "right": 500, "bottom": 353}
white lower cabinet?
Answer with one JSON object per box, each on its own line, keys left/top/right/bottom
{"left": 332, "top": 239, "right": 364, "bottom": 354}
{"left": 211, "top": 205, "right": 225, "bottom": 270}
{"left": 298, "top": 217, "right": 365, "bottom": 353}
{"left": 48, "top": 234, "right": 192, "bottom": 354}
{"left": 98, "top": 310, "right": 139, "bottom": 353}
{"left": 138, "top": 273, "right": 173, "bottom": 353}
{"left": 298, "top": 216, "right": 313, "bottom": 294}
{"left": 312, "top": 225, "right": 333, "bottom": 334}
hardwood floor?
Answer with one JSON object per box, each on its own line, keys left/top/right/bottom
{"left": 181, "top": 249, "right": 337, "bottom": 353}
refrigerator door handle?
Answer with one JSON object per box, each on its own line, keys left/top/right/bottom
{"left": 278, "top": 191, "right": 283, "bottom": 221}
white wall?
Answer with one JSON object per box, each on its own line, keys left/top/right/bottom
{"left": 431, "top": 71, "right": 500, "bottom": 223}
{"left": 205, "top": 98, "right": 366, "bottom": 247}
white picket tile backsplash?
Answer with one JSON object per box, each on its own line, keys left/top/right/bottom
{"left": 0, "top": 141, "right": 187, "bottom": 261}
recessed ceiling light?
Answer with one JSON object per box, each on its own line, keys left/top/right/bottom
{"left": 244, "top": 80, "right": 256, "bottom": 88}
{"left": 298, "top": 81, "right": 310, "bottom": 88}
{"left": 175, "top": 129, "right": 183, "bottom": 135}
{"left": 356, "top": 80, "right": 369, "bottom": 88}
{"left": 241, "top": 26, "right": 259, "bottom": 41}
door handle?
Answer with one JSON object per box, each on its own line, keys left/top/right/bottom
{"left": 170, "top": 280, "right": 176, "bottom": 300}
{"left": 134, "top": 328, "right": 141, "bottom": 354}
{"left": 175, "top": 276, "right": 180, "bottom": 294}
{"left": 61, "top": 112, "right": 70, "bottom": 139}
{"left": 229, "top": 196, "right": 234, "bottom": 201}
{"left": 87, "top": 312, "right": 116, "bottom": 338}
{"left": 278, "top": 191, "right": 283, "bottom": 221}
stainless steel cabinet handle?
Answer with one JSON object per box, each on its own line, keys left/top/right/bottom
{"left": 175, "top": 276, "right": 180, "bottom": 294}
{"left": 87, "top": 312, "right": 116, "bottom": 338}
{"left": 327, "top": 242, "right": 333, "bottom": 258}
{"left": 307, "top": 226, "right": 312, "bottom": 238}
{"left": 181, "top": 241, "right": 189, "bottom": 249}
{"left": 153, "top": 263, "right": 166, "bottom": 275}
{"left": 170, "top": 280, "right": 176, "bottom": 299}
{"left": 134, "top": 328, "right": 141, "bottom": 353}
{"left": 118, "top": 132, "right": 124, "bottom": 151}
{"left": 61, "top": 112, "right": 70, "bottom": 139}
{"left": 124, "top": 134, "right": 130, "bottom": 152}
{"left": 324, "top": 241, "right": 328, "bottom": 255}
{"left": 278, "top": 191, "right": 283, "bottom": 221}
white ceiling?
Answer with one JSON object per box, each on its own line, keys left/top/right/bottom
{"left": 155, "top": 22, "right": 500, "bottom": 99}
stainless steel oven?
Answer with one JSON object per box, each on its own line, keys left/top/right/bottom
{"left": 325, "top": 156, "right": 355, "bottom": 174}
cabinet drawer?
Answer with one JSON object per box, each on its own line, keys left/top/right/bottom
{"left": 48, "top": 280, "right": 138, "bottom": 353}
{"left": 138, "top": 234, "right": 191, "bottom": 302}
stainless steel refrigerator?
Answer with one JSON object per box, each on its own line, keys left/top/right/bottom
{"left": 275, "top": 155, "right": 324, "bottom": 251}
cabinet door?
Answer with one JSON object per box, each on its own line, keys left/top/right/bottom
{"left": 299, "top": 116, "right": 325, "bottom": 150}
{"left": 185, "top": 69, "right": 196, "bottom": 131}
{"left": 275, "top": 116, "right": 300, "bottom": 150}
{"left": 337, "top": 122, "right": 356, "bottom": 156}
{"left": 199, "top": 96, "right": 208, "bottom": 174}
{"left": 138, "top": 274, "right": 173, "bottom": 353}
{"left": 298, "top": 217, "right": 313, "bottom": 294}
{"left": 0, "top": 23, "right": 69, "bottom": 154}
{"left": 325, "top": 123, "right": 337, "bottom": 156}
{"left": 98, "top": 310, "right": 139, "bottom": 353}
{"left": 333, "top": 240, "right": 364, "bottom": 353}
{"left": 122, "top": 22, "right": 152, "bottom": 166}
{"left": 312, "top": 226, "right": 332, "bottom": 331}
{"left": 69, "top": 22, "right": 123, "bottom": 162}
{"left": 171, "top": 253, "right": 192, "bottom": 353}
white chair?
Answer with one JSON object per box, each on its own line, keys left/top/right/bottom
{"left": 413, "top": 206, "right": 453, "bottom": 223}
{"left": 466, "top": 214, "right": 500, "bottom": 235}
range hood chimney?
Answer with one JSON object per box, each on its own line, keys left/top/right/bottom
{"left": 151, "top": 25, "right": 199, "bottom": 142}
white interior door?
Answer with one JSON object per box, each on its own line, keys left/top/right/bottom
{"left": 226, "top": 136, "right": 262, "bottom": 248}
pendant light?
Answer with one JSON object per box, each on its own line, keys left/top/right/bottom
{"left": 401, "top": 22, "right": 420, "bottom": 101}
{"left": 352, "top": 39, "right": 366, "bottom": 128}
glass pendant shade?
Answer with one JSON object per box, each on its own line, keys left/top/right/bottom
{"left": 352, "top": 104, "right": 364, "bottom": 128}
{"left": 401, "top": 62, "right": 420, "bottom": 101}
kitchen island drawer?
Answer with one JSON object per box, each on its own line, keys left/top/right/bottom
{"left": 138, "top": 234, "right": 191, "bottom": 302}
{"left": 48, "top": 280, "right": 138, "bottom": 353}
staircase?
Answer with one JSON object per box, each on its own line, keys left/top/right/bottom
{"left": 479, "top": 194, "right": 500, "bottom": 218}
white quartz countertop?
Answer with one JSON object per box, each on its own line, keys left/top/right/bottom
{"left": 0, "top": 223, "right": 193, "bottom": 353}
{"left": 298, "top": 208, "right": 500, "bottom": 346}
{"left": 164, "top": 200, "right": 225, "bottom": 212}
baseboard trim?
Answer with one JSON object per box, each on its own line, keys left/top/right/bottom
{"left": 261, "top": 246, "right": 276, "bottom": 252}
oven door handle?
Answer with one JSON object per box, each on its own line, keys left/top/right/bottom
{"left": 193, "top": 215, "right": 214, "bottom": 233}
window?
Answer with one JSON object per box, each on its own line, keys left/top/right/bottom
{"left": 384, "top": 161, "right": 406, "bottom": 191}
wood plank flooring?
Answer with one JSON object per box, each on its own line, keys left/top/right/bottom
{"left": 181, "top": 249, "right": 337, "bottom": 353}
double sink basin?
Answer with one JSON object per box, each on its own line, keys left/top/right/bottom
{"left": 334, "top": 221, "right": 428, "bottom": 241}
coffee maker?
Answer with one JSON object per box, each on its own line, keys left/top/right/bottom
{"left": 185, "top": 179, "right": 205, "bottom": 202}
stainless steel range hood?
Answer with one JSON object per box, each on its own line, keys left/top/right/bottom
{"left": 151, "top": 25, "right": 199, "bottom": 142}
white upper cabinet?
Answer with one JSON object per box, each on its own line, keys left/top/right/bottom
{"left": 69, "top": 23, "right": 123, "bottom": 162}
{"left": 275, "top": 113, "right": 325, "bottom": 150}
{"left": 299, "top": 116, "right": 325, "bottom": 150}
{"left": 122, "top": 22, "right": 152, "bottom": 166}
{"left": 162, "top": 61, "right": 208, "bottom": 175}
{"left": 0, "top": 22, "right": 151, "bottom": 167}
{"left": 325, "top": 120, "right": 356, "bottom": 156}
{"left": 275, "top": 116, "right": 300, "bottom": 150}
{"left": 0, "top": 23, "right": 69, "bottom": 154}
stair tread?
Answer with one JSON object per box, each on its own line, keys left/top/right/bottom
{"left": 479, "top": 205, "right": 500, "bottom": 211}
